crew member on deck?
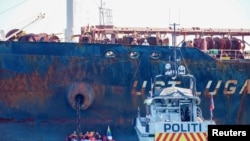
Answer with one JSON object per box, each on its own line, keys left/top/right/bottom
{"left": 131, "top": 38, "right": 138, "bottom": 45}
{"left": 142, "top": 39, "right": 149, "bottom": 45}
{"left": 181, "top": 106, "right": 191, "bottom": 121}
{"left": 187, "top": 40, "right": 193, "bottom": 47}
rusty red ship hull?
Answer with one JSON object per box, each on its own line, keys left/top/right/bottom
{"left": 0, "top": 41, "right": 250, "bottom": 140}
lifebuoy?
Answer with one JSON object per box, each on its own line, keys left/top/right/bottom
{"left": 67, "top": 82, "right": 95, "bottom": 110}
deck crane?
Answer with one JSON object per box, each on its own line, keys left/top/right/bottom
{"left": 5, "top": 13, "right": 45, "bottom": 41}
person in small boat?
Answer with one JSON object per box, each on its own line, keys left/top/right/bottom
{"left": 69, "top": 131, "right": 77, "bottom": 141}
{"left": 84, "top": 131, "right": 90, "bottom": 140}
{"left": 79, "top": 132, "right": 85, "bottom": 141}
{"left": 94, "top": 132, "right": 102, "bottom": 140}
{"left": 66, "top": 134, "right": 72, "bottom": 141}
{"left": 88, "top": 131, "right": 95, "bottom": 140}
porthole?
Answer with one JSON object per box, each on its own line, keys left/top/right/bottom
{"left": 129, "top": 51, "right": 140, "bottom": 59}
{"left": 150, "top": 51, "right": 161, "bottom": 60}
{"left": 105, "top": 50, "right": 116, "bottom": 58}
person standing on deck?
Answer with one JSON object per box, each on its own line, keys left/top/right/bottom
{"left": 131, "top": 38, "right": 138, "bottom": 45}
{"left": 142, "top": 39, "right": 149, "bottom": 45}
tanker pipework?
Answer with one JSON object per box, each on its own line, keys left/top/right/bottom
{"left": 68, "top": 82, "right": 95, "bottom": 110}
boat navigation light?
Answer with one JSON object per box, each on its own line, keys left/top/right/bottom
{"left": 165, "top": 63, "right": 173, "bottom": 75}
{"left": 165, "top": 63, "right": 171, "bottom": 69}
{"left": 178, "top": 65, "right": 186, "bottom": 75}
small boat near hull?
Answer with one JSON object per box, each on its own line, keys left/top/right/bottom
{"left": 134, "top": 48, "right": 216, "bottom": 141}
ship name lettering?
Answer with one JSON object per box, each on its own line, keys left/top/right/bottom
{"left": 164, "top": 123, "right": 202, "bottom": 132}
{"left": 132, "top": 79, "right": 250, "bottom": 95}
{"left": 203, "top": 79, "right": 250, "bottom": 95}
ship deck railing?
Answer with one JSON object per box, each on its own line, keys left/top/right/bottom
{"left": 203, "top": 49, "right": 250, "bottom": 61}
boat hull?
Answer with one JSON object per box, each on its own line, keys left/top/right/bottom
{"left": 0, "top": 42, "right": 250, "bottom": 140}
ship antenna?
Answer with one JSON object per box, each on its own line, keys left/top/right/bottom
{"left": 99, "top": 0, "right": 105, "bottom": 25}
{"left": 169, "top": 8, "right": 180, "bottom": 77}
{"left": 99, "top": 0, "right": 113, "bottom": 26}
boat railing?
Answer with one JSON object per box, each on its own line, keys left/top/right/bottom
{"left": 203, "top": 49, "right": 250, "bottom": 61}
{"left": 196, "top": 107, "right": 204, "bottom": 120}
{"left": 138, "top": 117, "right": 147, "bottom": 126}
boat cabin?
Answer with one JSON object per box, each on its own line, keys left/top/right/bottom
{"left": 147, "top": 96, "right": 202, "bottom": 123}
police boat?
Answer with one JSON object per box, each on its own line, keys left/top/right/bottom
{"left": 134, "top": 57, "right": 216, "bottom": 141}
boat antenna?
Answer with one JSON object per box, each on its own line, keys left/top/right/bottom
{"left": 169, "top": 8, "right": 180, "bottom": 77}
{"left": 168, "top": 8, "right": 181, "bottom": 46}
{"left": 150, "top": 77, "right": 153, "bottom": 97}
{"left": 169, "top": 22, "right": 180, "bottom": 77}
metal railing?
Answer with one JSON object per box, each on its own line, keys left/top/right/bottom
{"left": 203, "top": 49, "right": 250, "bottom": 61}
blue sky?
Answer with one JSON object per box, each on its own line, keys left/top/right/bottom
{"left": 1, "top": 0, "right": 250, "bottom": 45}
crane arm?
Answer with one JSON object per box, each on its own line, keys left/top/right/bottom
{"left": 5, "top": 13, "right": 45, "bottom": 41}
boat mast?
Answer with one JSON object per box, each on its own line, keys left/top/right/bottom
{"left": 169, "top": 22, "right": 180, "bottom": 77}
{"left": 169, "top": 8, "right": 180, "bottom": 76}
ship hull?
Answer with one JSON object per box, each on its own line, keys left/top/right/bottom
{"left": 0, "top": 41, "right": 250, "bottom": 140}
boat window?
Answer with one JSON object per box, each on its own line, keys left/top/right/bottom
{"left": 154, "top": 75, "right": 193, "bottom": 90}
{"left": 154, "top": 99, "right": 166, "bottom": 106}
{"left": 180, "top": 103, "right": 192, "bottom": 122}
{"left": 168, "top": 99, "right": 179, "bottom": 107}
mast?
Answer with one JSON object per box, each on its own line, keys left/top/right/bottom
{"left": 98, "top": 0, "right": 113, "bottom": 26}
{"left": 99, "top": 0, "right": 105, "bottom": 25}
{"left": 169, "top": 23, "right": 180, "bottom": 77}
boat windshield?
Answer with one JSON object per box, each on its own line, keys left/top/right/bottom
{"left": 153, "top": 74, "right": 196, "bottom": 90}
